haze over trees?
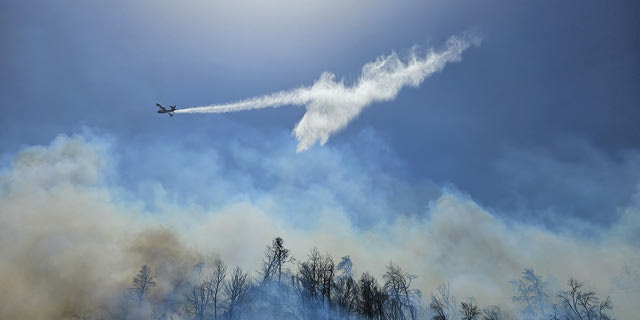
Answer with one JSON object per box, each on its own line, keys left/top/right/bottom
{"left": 509, "top": 269, "right": 548, "bottom": 320}
{"left": 129, "top": 265, "right": 156, "bottom": 306}
{"left": 85, "top": 237, "right": 616, "bottom": 320}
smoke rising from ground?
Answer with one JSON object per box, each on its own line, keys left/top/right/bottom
{"left": 1, "top": 134, "right": 638, "bottom": 319}
{"left": 176, "top": 34, "right": 480, "bottom": 151}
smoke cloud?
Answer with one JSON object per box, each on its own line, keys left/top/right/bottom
{"left": 176, "top": 34, "right": 480, "bottom": 151}
{"left": 1, "top": 134, "right": 638, "bottom": 319}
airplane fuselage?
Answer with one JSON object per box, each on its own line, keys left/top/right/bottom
{"left": 156, "top": 103, "right": 176, "bottom": 117}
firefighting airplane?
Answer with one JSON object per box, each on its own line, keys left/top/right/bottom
{"left": 156, "top": 103, "right": 176, "bottom": 117}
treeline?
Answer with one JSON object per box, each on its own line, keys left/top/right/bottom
{"left": 105, "top": 237, "right": 614, "bottom": 320}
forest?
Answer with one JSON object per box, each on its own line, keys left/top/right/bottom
{"left": 95, "top": 237, "right": 616, "bottom": 320}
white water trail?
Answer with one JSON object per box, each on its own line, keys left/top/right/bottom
{"left": 177, "top": 33, "right": 481, "bottom": 151}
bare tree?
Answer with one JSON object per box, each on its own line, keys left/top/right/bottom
{"left": 335, "top": 256, "right": 358, "bottom": 319}
{"left": 295, "top": 248, "right": 335, "bottom": 319}
{"left": 299, "top": 249, "right": 335, "bottom": 301}
{"left": 297, "top": 248, "right": 323, "bottom": 302}
{"left": 255, "top": 238, "right": 294, "bottom": 319}
{"left": 224, "top": 266, "right": 251, "bottom": 320}
{"left": 129, "top": 265, "right": 156, "bottom": 306}
{"left": 509, "top": 269, "right": 548, "bottom": 320}
{"left": 358, "top": 272, "right": 387, "bottom": 320}
{"left": 429, "top": 283, "right": 457, "bottom": 320}
{"left": 430, "top": 296, "right": 448, "bottom": 320}
{"left": 320, "top": 253, "right": 335, "bottom": 308}
{"left": 460, "top": 301, "right": 481, "bottom": 320}
{"left": 209, "top": 257, "right": 228, "bottom": 320}
{"left": 184, "top": 279, "right": 214, "bottom": 320}
{"left": 181, "top": 257, "right": 229, "bottom": 320}
{"left": 260, "top": 237, "right": 292, "bottom": 284}
{"left": 557, "top": 278, "right": 613, "bottom": 320}
{"left": 382, "top": 262, "right": 421, "bottom": 320}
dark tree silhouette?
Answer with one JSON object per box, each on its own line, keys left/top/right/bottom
{"left": 183, "top": 278, "right": 214, "bottom": 320}
{"left": 460, "top": 301, "right": 480, "bottom": 320}
{"left": 335, "top": 256, "right": 358, "bottom": 319}
{"left": 429, "top": 283, "right": 457, "bottom": 320}
{"left": 102, "top": 237, "right": 618, "bottom": 320}
{"left": 557, "top": 278, "right": 613, "bottom": 320}
{"left": 294, "top": 247, "right": 335, "bottom": 319}
{"left": 358, "top": 272, "right": 387, "bottom": 320}
{"left": 382, "top": 262, "right": 421, "bottom": 320}
{"left": 225, "top": 266, "right": 251, "bottom": 320}
{"left": 429, "top": 296, "right": 448, "bottom": 320}
{"left": 128, "top": 265, "right": 156, "bottom": 306}
{"left": 260, "top": 237, "right": 292, "bottom": 285}
{"left": 210, "top": 257, "right": 228, "bottom": 320}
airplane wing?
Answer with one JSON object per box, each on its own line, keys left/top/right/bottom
{"left": 169, "top": 113, "right": 174, "bottom": 117}
{"left": 156, "top": 103, "right": 166, "bottom": 110}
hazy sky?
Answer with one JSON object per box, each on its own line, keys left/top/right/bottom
{"left": 1, "top": 1, "right": 639, "bottom": 317}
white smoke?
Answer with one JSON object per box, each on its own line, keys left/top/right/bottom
{"left": 2, "top": 134, "right": 639, "bottom": 319}
{"left": 176, "top": 34, "right": 481, "bottom": 151}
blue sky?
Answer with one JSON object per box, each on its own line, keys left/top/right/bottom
{"left": 1, "top": 1, "right": 640, "bottom": 318}
{"left": 3, "top": 0, "right": 638, "bottom": 229}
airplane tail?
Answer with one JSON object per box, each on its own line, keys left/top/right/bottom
{"left": 170, "top": 106, "right": 176, "bottom": 111}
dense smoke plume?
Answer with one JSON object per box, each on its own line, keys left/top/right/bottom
{"left": 176, "top": 34, "right": 480, "bottom": 151}
{"left": 0, "top": 134, "right": 638, "bottom": 319}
